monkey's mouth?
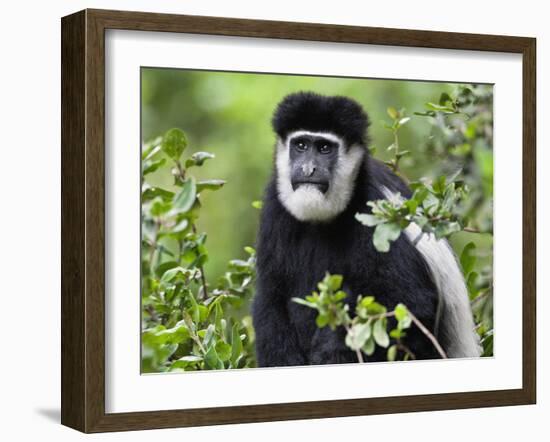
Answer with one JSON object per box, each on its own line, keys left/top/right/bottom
{"left": 291, "top": 180, "right": 329, "bottom": 194}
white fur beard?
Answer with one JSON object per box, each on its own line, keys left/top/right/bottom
{"left": 275, "top": 139, "right": 365, "bottom": 223}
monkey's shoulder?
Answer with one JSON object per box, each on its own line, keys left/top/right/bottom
{"left": 365, "top": 158, "right": 412, "bottom": 200}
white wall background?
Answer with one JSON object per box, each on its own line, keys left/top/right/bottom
{"left": 0, "top": 0, "right": 545, "bottom": 439}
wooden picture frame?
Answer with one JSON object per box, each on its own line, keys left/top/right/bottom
{"left": 61, "top": 8, "right": 536, "bottom": 433}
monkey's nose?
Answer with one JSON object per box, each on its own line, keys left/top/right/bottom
{"left": 302, "top": 162, "right": 316, "bottom": 177}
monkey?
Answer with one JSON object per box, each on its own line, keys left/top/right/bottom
{"left": 252, "top": 91, "right": 481, "bottom": 367}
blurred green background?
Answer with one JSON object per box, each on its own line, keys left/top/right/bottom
{"left": 141, "top": 68, "right": 489, "bottom": 282}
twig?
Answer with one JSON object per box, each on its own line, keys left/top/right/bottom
{"left": 145, "top": 304, "right": 159, "bottom": 323}
{"left": 148, "top": 218, "right": 161, "bottom": 271}
{"left": 396, "top": 341, "right": 416, "bottom": 360}
{"left": 175, "top": 160, "right": 186, "bottom": 182}
{"left": 471, "top": 286, "right": 492, "bottom": 305}
{"left": 463, "top": 226, "right": 483, "bottom": 234}
{"left": 407, "top": 310, "right": 448, "bottom": 359}
{"left": 390, "top": 128, "right": 410, "bottom": 183}
{"left": 375, "top": 310, "right": 446, "bottom": 358}
{"left": 192, "top": 223, "right": 209, "bottom": 300}
{"left": 182, "top": 313, "right": 207, "bottom": 355}
{"left": 392, "top": 130, "right": 401, "bottom": 172}
{"left": 173, "top": 161, "right": 208, "bottom": 299}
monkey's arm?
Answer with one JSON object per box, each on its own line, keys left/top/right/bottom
{"left": 252, "top": 283, "right": 307, "bottom": 367}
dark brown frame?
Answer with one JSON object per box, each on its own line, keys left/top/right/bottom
{"left": 61, "top": 8, "right": 536, "bottom": 433}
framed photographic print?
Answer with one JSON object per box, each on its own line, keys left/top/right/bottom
{"left": 61, "top": 9, "right": 536, "bottom": 433}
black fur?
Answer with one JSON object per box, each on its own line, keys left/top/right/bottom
{"left": 272, "top": 92, "right": 370, "bottom": 146}
{"left": 252, "top": 93, "right": 441, "bottom": 367}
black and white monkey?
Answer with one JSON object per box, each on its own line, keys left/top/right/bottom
{"left": 252, "top": 92, "right": 481, "bottom": 367}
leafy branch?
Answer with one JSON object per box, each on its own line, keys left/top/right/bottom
{"left": 292, "top": 273, "right": 447, "bottom": 362}
{"left": 383, "top": 107, "right": 411, "bottom": 180}
{"left": 355, "top": 170, "right": 482, "bottom": 252}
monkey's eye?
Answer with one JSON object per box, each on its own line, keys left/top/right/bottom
{"left": 295, "top": 141, "right": 307, "bottom": 152}
{"left": 319, "top": 144, "right": 332, "bottom": 154}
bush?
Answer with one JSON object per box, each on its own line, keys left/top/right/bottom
{"left": 141, "top": 129, "right": 256, "bottom": 372}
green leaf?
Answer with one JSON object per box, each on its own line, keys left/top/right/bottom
{"left": 316, "top": 314, "right": 329, "bottom": 328}
{"left": 197, "top": 305, "right": 208, "bottom": 322}
{"left": 185, "top": 151, "right": 215, "bottom": 168}
{"left": 345, "top": 322, "right": 371, "bottom": 350}
{"left": 230, "top": 322, "right": 243, "bottom": 365}
{"left": 355, "top": 213, "right": 384, "bottom": 227}
{"left": 373, "top": 318, "right": 390, "bottom": 348}
{"left": 252, "top": 200, "right": 263, "bottom": 210}
{"left": 473, "top": 145, "right": 494, "bottom": 196}
{"left": 359, "top": 296, "right": 375, "bottom": 308}
{"left": 362, "top": 336, "right": 376, "bottom": 356}
{"left": 178, "top": 355, "right": 203, "bottom": 363}
{"left": 170, "top": 354, "right": 203, "bottom": 370}
{"left": 412, "top": 187, "right": 429, "bottom": 204}
{"left": 292, "top": 297, "right": 316, "bottom": 308}
{"left": 460, "top": 242, "right": 477, "bottom": 275}
{"left": 439, "top": 92, "right": 452, "bottom": 106}
{"left": 425, "top": 102, "right": 455, "bottom": 113}
{"left": 390, "top": 328, "right": 405, "bottom": 339}
{"left": 142, "top": 323, "right": 190, "bottom": 345}
{"left": 481, "top": 330, "right": 494, "bottom": 357}
{"left": 394, "top": 304, "right": 412, "bottom": 329}
{"left": 394, "top": 304, "right": 409, "bottom": 322}
{"left": 160, "top": 266, "right": 192, "bottom": 284}
{"left": 327, "top": 274, "right": 343, "bottom": 291}
{"left": 150, "top": 197, "right": 171, "bottom": 217}
{"left": 215, "top": 341, "right": 232, "bottom": 362}
{"left": 334, "top": 291, "right": 347, "bottom": 301}
{"left": 142, "top": 138, "right": 162, "bottom": 160}
{"left": 387, "top": 345, "right": 397, "bottom": 361}
{"left": 434, "top": 221, "right": 461, "bottom": 239}
{"left": 467, "top": 272, "right": 479, "bottom": 298}
{"left": 161, "top": 128, "right": 187, "bottom": 161}
{"left": 398, "top": 117, "right": 411, "bottom": 126}
{"left": 373, "top": 222, "right": 402, "bottom": 252}
{"left": 203, "top": 324, "right": 216, "bottom": 349}
{"left": 433, "top": 175, "right": 447, "bottom": 194}
{"left": 172, "top": 218, "right": 189, "bottom": 233}
{"left": 154, "top": 261, "right": 179, "bottom": 278}
{"left": 387, "top": 107, "right": 398, "bottom": 119}
{"left": 142, "top": 186, "right": 174, "bottom": 202}
{"left": 143, "top": 158, "right": 167, "bottom": 176}
{"left": 171, "top": 177, "right": 197, "bottom": 215}
{"left": 204, "top": 344, "right": 224, "bottom": 370}
{"left": 396, "top": 150, "right": 410, "bottom": 159}
{"left": 413, "top": 111, "right": 436, "bottom": 118}
{"left": 404, "top": 199, "right": 418, "bottom": 214}
{"left": 196, "top": 179, "right": 226, "bottom": 192}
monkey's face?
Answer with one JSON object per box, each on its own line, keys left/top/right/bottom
{"left": 276, "top": 130, "right": 365, "bottom": 223}
{"left": 288, "top": 132, "right": 337, "bottom": 194}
